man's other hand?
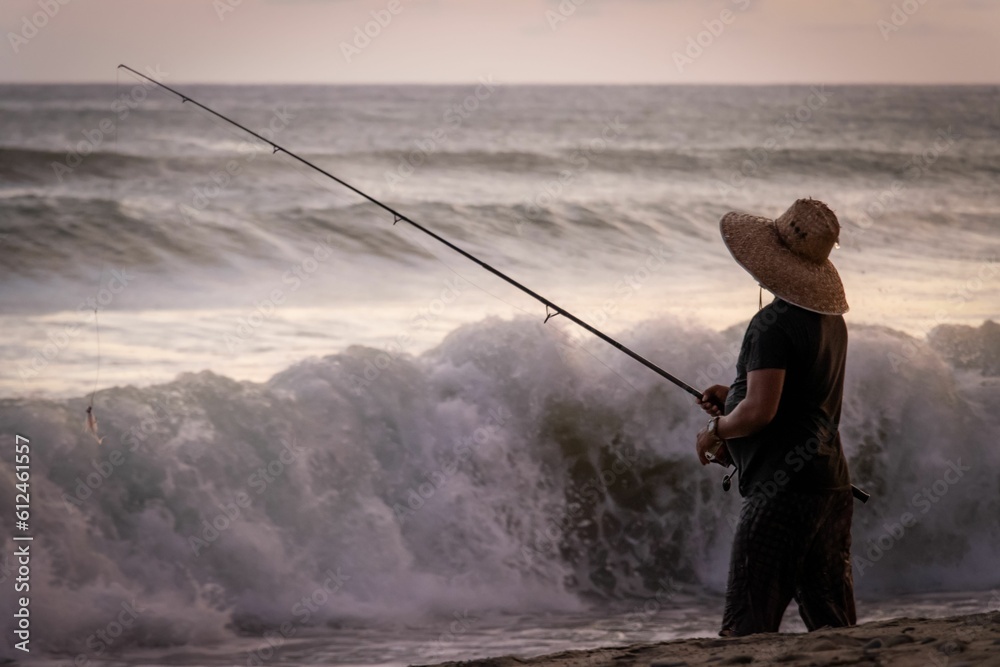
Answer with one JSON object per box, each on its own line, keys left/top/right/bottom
{"left": 696, "top": 426, "right": 731, "bottom": 467}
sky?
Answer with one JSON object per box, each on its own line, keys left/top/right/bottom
{"left": 0, "top": 0, "right": 998, "bottom": 84}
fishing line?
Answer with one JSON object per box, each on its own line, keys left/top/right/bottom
{"left": 83, "top": 71, "right": 130, "bottom": 446}
{"left": 85, "top": 263, "right": 107, "bottom": 445}
{"left": 89, "top": 293, "right": 101, "bottom": 405}
{"left": 115, "top": 67, "right": 120, "bottom": 152}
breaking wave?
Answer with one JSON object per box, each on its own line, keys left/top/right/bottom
{"left": 1, "top": 316, "right": 998, "bottom": 653}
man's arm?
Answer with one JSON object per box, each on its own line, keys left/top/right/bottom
{"left": 717, "top": 368, "right": 785, "bottom": 439}
{"left": 696, "top": 368, "right": 785, "bottom": 466}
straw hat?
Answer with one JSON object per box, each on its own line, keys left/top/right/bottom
{"left": 720, "top": 198, "right": 848, "bottom": 315}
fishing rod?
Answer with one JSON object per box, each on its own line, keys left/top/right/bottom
{"left": 117, "top": 64, "right": 702, "bottom": 399}
{"left": 117, "top": 65, "right": 869, "bottom": 504}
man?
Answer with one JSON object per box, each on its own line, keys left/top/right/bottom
{"left": 694, "top": 198, "right": 856, "bottom": 636}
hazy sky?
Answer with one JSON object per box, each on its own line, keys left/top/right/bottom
{"left": 1, "top": 0, "right": 998, "bottom": 84}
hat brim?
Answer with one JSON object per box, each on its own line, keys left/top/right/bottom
{"left": 720, "top": 212, "right": 849, "bottom": 315}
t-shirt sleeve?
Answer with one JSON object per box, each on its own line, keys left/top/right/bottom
{"left": 745, "top": 313, "right": 793, "bottom": 371}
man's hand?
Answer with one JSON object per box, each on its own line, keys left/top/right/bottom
{"left": 697, "top": 385, "right": 729, "bottom": 417}
{"left": 696, "top": 426, "right": 731, "bottom": 467}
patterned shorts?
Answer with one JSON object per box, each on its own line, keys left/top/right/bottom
{"left": 721, "top": 488, "right": 856, "bottom": 636}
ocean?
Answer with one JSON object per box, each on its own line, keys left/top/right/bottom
{"left": 0, "top": 81, "right": 998, "bottom": 664}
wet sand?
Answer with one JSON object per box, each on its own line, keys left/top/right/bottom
{"left": 418, "top": 612, "right": 1000, "bottom": 667}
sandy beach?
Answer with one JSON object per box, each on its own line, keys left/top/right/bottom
{"left": 418, "top": 612, "right": 1000, "bottom": 667}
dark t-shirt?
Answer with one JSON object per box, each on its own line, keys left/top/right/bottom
{"left": 724, "top": 299, "right": 852, "bottom": 497}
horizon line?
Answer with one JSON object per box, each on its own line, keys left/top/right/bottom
{"left": 3, "top": 79, "right": 1000, "bottom": 87}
